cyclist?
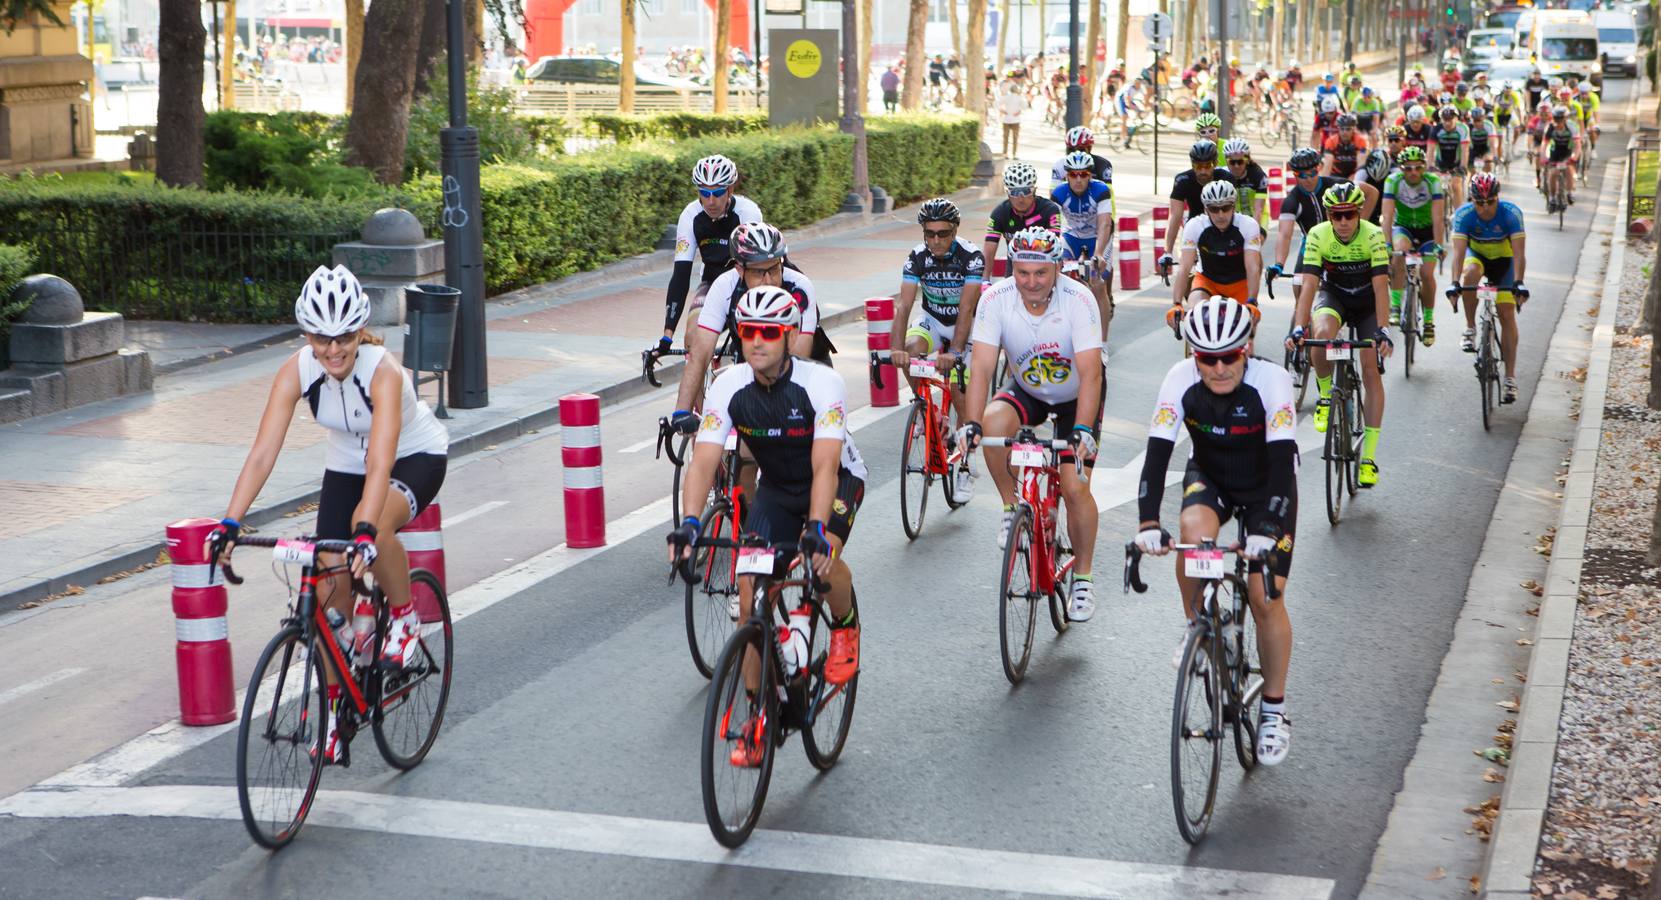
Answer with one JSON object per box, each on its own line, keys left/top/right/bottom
{"left": 1576, "top": 82, "right": 1600, "bottom": 154}
{"left": 1439, "top": 59, "right": 1461, "bottom": 95}
{"left": 1160, "top": 140, "right": 1238, "bottom": 275}
{"left": 1451, "top": 81, "right": 1474, "bottom": 116}
{"left": 1050, "top": 125, "right": 1115, "bottom": 189}
{"left": 669, "top": 222, "right": 827, "bottom": 437}
{"left": 1538, "top": 105, "right": 1582, "bottom": 210}
{"left": 1314, "top": 72, "right": 1343, "bottom": 111}
{"left": 1312, "top": 95, "right": 1342, "bottom": 146}
{"left": 1381, "top": 124, "right": 1408, "bottom": 167}
{"left": 1266, "top": 147, "right": 1378, "bottom": 297}
{"left": 1445, "top": 173, "right": 1529, "bottom": 403}
{"left": 660, "top": 155, "right": 764, "bottom": 350}
{"left": 1494, "top": 84, "right": 1522, "bottom": 157}
{"left": 209, "top": 265, "right": 450, "bottom": 762}
{"left": 984, "top": 162, "right": 1064, "bottom": 278}
{"left": 1135, "top": 296, "right": 1299, "bottom": 766}
{"left": 669, "top": 287, "right": 865, "bottom": 767}
{"left": 1170, "top": 180, "right": 1263, "bottom": 327}
{"left": 1354, "top": 149, "right": 1394, "bottom": 226}
{"left": 1287, "top": 182, "right": 1394, "bottom": 488}
{"left": 1222, "top": 138, "right": 1271, "bottom": 223}
{"left": 1352, "top": 85, "right": 1385, "bottom": 143}
{"left": 1341, "top": 74, "right": 1365, "bottom": 113}
{"left": 890, "top": 198, "right": 985, "bottom": 496}
{"left": 957, "top": 227, "right": 1105, "bottom": 621}
{"left": 1400, "top": 105, "right": 1435, "bottom": 155}
{"left": 1430, "top": 105, "right": 1470, "bottom": 210}
{"left": 1467, "top": 106, "right": 1499, "bottom": 174}
{"left": 1051, "top": 150, "right": 1117, "bottom": 337}
{"left": 1379, "top": 146, "right": 1446, "bottom": 343}
{"left": 1195, "top": 112, "right": 1225, "bottom": 161}
{"left": 1524, "top": 67, "right": 1548, "bottom": 111}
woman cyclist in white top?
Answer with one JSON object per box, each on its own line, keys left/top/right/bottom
{"left": 208, "top": 265, "right": 450, "bottom": 760}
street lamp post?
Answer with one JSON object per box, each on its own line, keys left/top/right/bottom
{"left": 1065, "top": 0, "right": 1082, "bottom": 129}
{"left": 840, "top": 0, "right": 870, "bottom": 212}
{"left": 442, "top": 0, "right": 488, "bottom": 408}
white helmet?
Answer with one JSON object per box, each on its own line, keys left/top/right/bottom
{"left": 1320, "top": 96, "right": 1339, "bottom": 113}
{"left": 295, "top": 264, "right": 369, "bottom": 337}
{"left": 1003, "top": 161, "right": 1039, "bottom": 192}
{"left": 1007, "top": 227, "right": 1064, "bottom": 263}
{"left": 1199, "top": 180, "right": 1238, "bottom": 208}
{"left": 1182, "top": 296, "right": 1254, "bottom": 354}
{"left": 1221, "top": 137, "right": 1251, "bottom": 158}
{"left": 691, "top": 154, "right": 738, "bottom": 188}
{"left": 734, "top": 285, "right": 801, "bottom": 330}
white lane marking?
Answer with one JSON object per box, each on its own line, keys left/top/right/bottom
{"left": 0, "top": 785, "right": 1335, "bottom": 900}
{"left": 443, "top": 500, "right": 509, "bottom": 527}
{"left": 621, "top": 434, "right": 659, "bottom": 453}
{"left": 0, "top": 668, "right": 85, "bottom": 707}
{"left": 1089, "top": 430, "right": 1188, "bottom": 510}
{"left": 27, "top": 399, "right": 912, "bottom": 793}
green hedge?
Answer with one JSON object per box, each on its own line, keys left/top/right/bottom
{"left": 0, "top": 243, "right": 37, "bottom": 367}
{"left": 865, "top": 114, "right": 981, "bottom": 203}
{"left": 583, "top": 111, "right": 769, "bottom": 143}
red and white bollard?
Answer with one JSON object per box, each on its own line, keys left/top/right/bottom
{"left": 1284, "top": 167, "right": 1297, "bottom": 196}
{"left": 1268, "top": 167, "right": 1284, "bottom": 218}
{"left": 1117, "top": 215, "right": 1141, "bottom": 292}
{"left": 165, "top": 518, "right": 235, "bottom": 726}
{"left": 1151, "top": 205, "right": 1169, "bottom": 248}
{"left": 560, "top": 393, "right": 605, "bottom": 548}
{"left": 865, "top": 297, "right": 898, "bottom": 408}
{"left": 398, "top": 502, "right": 445, "bottom": 623}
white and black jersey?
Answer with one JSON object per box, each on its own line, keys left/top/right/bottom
{"left": 696, "top": 357, "right": 865, "bottom": 497}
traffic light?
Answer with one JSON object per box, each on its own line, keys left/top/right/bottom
{"left": 1445, "top": 4, "right": 1454, "bottom": 15}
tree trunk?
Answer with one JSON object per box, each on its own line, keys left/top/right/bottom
{"left": 1271, "top": 0, "right": 1283, "bottom": 67}
{"left": 466, "top": 0, "right": 484, "bottom": 66}
{"left": 950, "top": 0, "right": 964, "bottom": 71}
{"left": 1183, "top": 0, "right": 1197, "bottom": 68}
{"left": 413, "top": 0, "right": 447, "bottom": 99}
{"left": 1296, "top": 0, "right": 1308, "bottom": 63}
{"left": 156, "top": 0, "right": 205, "bottom": 187}
{"left": 1649, "top": 478, "right": 1661, "bottom": 568}
{"left": 903, "top": 0, "right": 928, "bottom": 109}
{"left": 1116, "top": 0, "right": 1130, "bottom": 71}
{"left": 996, "top": 0, "right": 1012, "bottom": 74}
{"left": 344, "top": 0, "right": 427, "bottom": 184}
{"left": 859, "top": 0, "right": 873, "bottom": 116}
{"left": 714, "top": 0, "right": 731, "bottom": 113}
{"left": 221, "top": 0, "right": 237, "bottom": 110}
{"left": 621, "top": 0, "right": 636, "bottom": 112}
{"left": 966, "top": 0, "right": 989, "bottom": 114}
{"left": 1083, "top": 0, "right": 1102, "bottom": 120}
{"left": 1324, "top": 2, "right": 1334, "bottom": 65}
{"left": 345, "top": 0, "right": 365, "bottom": 110}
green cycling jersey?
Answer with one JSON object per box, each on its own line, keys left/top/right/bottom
{"left": 1382, "top": 170, "right": 1445, "bottom": 231}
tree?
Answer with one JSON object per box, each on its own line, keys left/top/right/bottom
{"left": 413, "top": 0, "right": 448, "bottom": 99}
{"left": 714, "top": 0, "right": 731, "bottom": 113}
{"left": 1116, "top": 0, "right": 1131, "bottom": 75}
{"left": 466, "top": 0, "right": 484, "bottom": 66}
{"left": 1183, "top": 0, "right": 1197, "bottom": 67}
{"left": 1296, "top": 0, "right": 1309, "bottom": 65}
{"left": 156, "top": 0, "right": 205, "bottom": 187}
{"left": 345, "top": 0, "right": 365, "bottom": 110}
{"left": 859, "top": 0, "right": 873, "bottom": 115}
{"left": 965, "top": 0, "right": 989, "bottom": 114}
{"left": 1271, "top": 0, "right": 1284, "bottom": 68}
{"left": 621, "top": 0, "right": 637, "bottom": 112}
{"left": 950, "top": 0, "right": 964, "bottom": 82}
{"left": 903, "top": 0, "right": 928, "bottom": 109}
{"left": 1082, "top": 0, "right": 1102, "bottom": 120}
{"left": 996, "top": 0, "right": 1012, "bottom": 74}
{"left": 221, "top": 0, "right": 237, "bottom": 110}
{"left": 0, "top": 0, "right": 61, "bottom": 32}
{"left": 343, "top": 0, "right": 427, "bottom": 184}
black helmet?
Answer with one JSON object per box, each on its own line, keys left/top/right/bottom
{"left": 1288, "top": 147, "right": 1322, "bottom": 171}
{"left": 1189, "top": 140, "right": 1219, "bottom": 163}
{"left": 917, "top": 197, "right": 961, "bottom": 225}
{"left": 1336, "top": 113, "right": 1357, "bottom": 128}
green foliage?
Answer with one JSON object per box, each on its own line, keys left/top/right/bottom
{"left": 0, "top": 242, "right": 36, "bottom": 367}
{"left": 864, "top": 114, "right": 981, "bottom": 204}
{"left": 0, "top": 0, "right": 62, "bottom": 34}
{"left": 203, "top": 111, "right": 373, "bottom": 198}
{"left": 405, "top": 80, "right": 538, "bottom": 179}
{"left": 583, "top": 111, "right": 769, "bottom": 143}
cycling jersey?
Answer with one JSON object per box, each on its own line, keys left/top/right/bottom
{"left": 1351, "top": 97, "right": 1385, "bottom": 129}
{"left": 1051, "top": 179, "right": 1115, "bottom": 258}
{"left": 1180, "top": 212, "right": 1263, "bottom": 284}
{"left": 1382, "top": 170, "right": 1445, "bottom": 231}
{"left": 1524, "top": 76, "right": 1548, "bottom": 109}
{"left": 699, "top": 265, "right": 820, "bottom": 338}
{"left": 1170, "top": 169, "right": 1240, "bottom": 219}
{"left": 970, "top": 276, "right": 1102, "bottom": 405}
{"left": 1401, "top": 121, "right": 1435, "bottom": 152}
{"left": 1468, "top": 121, "right": 1496, "bottom": 156}
{"left": 1430, "top": 122, "right": 1470, "bottom": 169}
{"left": 1451, "top": 200, "right": 1525, "bottom": 261}
{"left": 1049, "top": 152, "right": 1114, "bottom": 187}
{"left": 1138, "top": 357, "right": 1299, "bottom": 549}
{"left": 697, "top": 357, "right": 866, "bottom": 497}
{"left": 1545, "top": 122, "right": 1580, "bottom": 161}
{"left": 1312, "top": 110, "right": 1340, "bottom": 144}
{"left": 1298, "top": 220, "right": 1390, "bottom": 298}
{"left": 901, "top": 237, "right": 986, "bottom": 327}
{"left": 298, "top": 344, "right": 450, "bottom": 475}
{"left": 1230, "top": 162, "right": 1271, "bottom": 214}
{"left": 1322, "top": 134, "right": 1369, "bottom": 177}
{"left": 984, "top": 196, "right": 1065, "bottom": 251}
{"left": 1278, "top": 175, "right": 1345, "bottom": 234}
{"left": 663, "top": 194, "right": 764, "bottom": 331}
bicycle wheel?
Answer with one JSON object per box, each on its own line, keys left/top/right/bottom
{"left": 668, "top": 434, "right": 692, "bottom": 527}
{"left": 1345, "top": 379, "right": 1363, "bottom": 496}
{"left": 1323, "top": 392, "right": 1346, "bottom": 525}
{"left": 1171, "top": 622, "right": 1222, "bottom": 845}
{"left": 237, "top": 625, "right": 327, "bottom": 850}
{"left": 1226, "top": 575, "right": 1263, "bottom": 772}
{"left": 1479, "top": 319, "right": 1497, "bottom": 431}
{"left": 685, "top": 503, "right": 738, "bottom": 678}
{"left": 1283, "top": 340, "right": 1309, "bottom": 410}
{"left": 372, "top": 570, "right": 453, "bottom": 770}
{"left": 998, "top": 505, "right": 1039, "bottom": 685}
{"left": 940, "top": 404, "right": 969, "bottom": 511}
{"left": 1401, "top": 280, "right": 1418, "bottom": 379}
{"left": 700, "top": 621, "right": 777, "bottom": 847}
{"left": 803, "top": 588, "right": 859, "bottom": 770}
{"left": 1047, "top": 517, "right": 1073, "bottom": 635}
{"left": 899, "top": 403, "right": 931, "bottom": 539}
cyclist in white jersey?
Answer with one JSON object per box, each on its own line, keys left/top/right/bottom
{"left": 958, "top": 228, "right": 1105, "bottom": 621}
{"left": 209, "top": 265, "right": 449, "bottom": 762}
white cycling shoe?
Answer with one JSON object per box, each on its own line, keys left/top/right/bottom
{"left": 1067, "top": 578, "right": 1095, "bottom": 622}
{"left": 1256, "top": 710, "right": 1292, "bottom": 766}
{"left": 953, "top": 465, "right": 976, "bottom": 502}
{"left": 1171, "top": 619, "right": 1206, "bottom": 671}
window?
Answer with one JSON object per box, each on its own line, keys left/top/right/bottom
{"left": 1540, "top": 37, "right": 1598, "bottom": 60}
{"left": 1598, "top": 27, "right": 1636, "bottom": 44}
{"left": 929, "top": 0, "right": 952, "bottom": 24}
{"left": 641, "top": 0, "right": 666, "bottom": 14}
{"left": 581, "top": 0, "right": 602, "bottom": 13}
{"left": 683, "top": 0, "right": 698, "bottom": 12}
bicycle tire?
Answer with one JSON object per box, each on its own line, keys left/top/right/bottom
{"left": 998, "top": 505, "right": 1038, "bottom": 685}
{"left": 1226, "top": 575, "right": 1262, "bottom": 772}
{"left": 1047, "top": 520, "right": 1073, "bottom": 635}
{"left": 237, "top": 625, "right": 327, "bottom": 850}
{"left": 1401, "top": 276, "right": 1419, "bottom": 379}
{"left": 668, "top": 434, "right": 692, "bottom": 527}
{"left": 1171, "top": 624, "right": 1221, "bottom": 845}
{"left": 899, "top": 403, "right": 931, "bottom": 539}
{"left": 685, "top": 503, "right": 738, "bottom": 678}
{"left": 1283, "top": 341, "right": 1310, "bottom": 410}
{"left": 940, "top": 403, "right": 969, "bottom": 511}
{"left": 1345, "top": 377, "right": 1363, "bottom": 496}
{"left": 372, "top": 570, "right": 454, "bottom": 770}
{"left": 1479, "top": 319, "right": 1496, "bottom": 431}
{"left": 1323, "top": 394, "right": 1345, "bottom": 525}
{"left": 802, "top": 587, "right": 859, "bottom": 770}
{"left": 700, "top": 621, "right": 777, "bottom": 847}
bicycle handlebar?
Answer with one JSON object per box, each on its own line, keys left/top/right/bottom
{"left": 215, "top": 534, "right": 361, "bottom": 591}
{"left": 656, "top": 416, "right": 687, "bottom": 467}
{"left": 641, "top": 345, "right": 688, "bottom": 388}
{"left": 869, "top": 350, "right": 966, "bottom": 393}
{"left": 671, "top": 535, "right": 833, "bottom": 595}
{"left": 1122, "top": 540, "right": 1283, "bottom": 602}
{"left": 1297, "top": 337, "right": 1387, "bottom": 375}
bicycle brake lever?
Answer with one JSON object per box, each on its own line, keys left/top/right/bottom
{"left": 220, "top": 559, "right": 244, "bottom": 586}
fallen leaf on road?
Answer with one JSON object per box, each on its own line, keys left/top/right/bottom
{"left": 1497, "top": 700, "right": 1520, "bottom": 711}
{"left": 1426, "top": 866, "right": 1447, "bottom": 880}
{"left": 1469, "top": 875, "right": 1481, "bottom": 893}
{"left": 1482, "top": 767, "right": 1505, "bottom": 783}
{"left": 1521, "top": 578, "right": 1545, "bottom": 596}
{"left": 1518, "top": 638, "right": 1534, "bottom": 646}
{"left": 1596, "top": 886, "right": 1620, "bottom": 900}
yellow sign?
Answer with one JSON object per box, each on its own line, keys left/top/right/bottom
{"left": 785, "top": 40, "right": 822, "bottom": 79}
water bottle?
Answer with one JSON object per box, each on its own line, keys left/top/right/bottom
{"left": 350, "top": 597, "right": 376, "bottom": 659}
{"left": 778, "top": 608, "right": 811, "bottom": 677}
{"left": 325, "top": 607, "right": 356, "bottom": 668}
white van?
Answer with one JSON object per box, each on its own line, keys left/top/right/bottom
{"left": 1593, "top": 9, "right": 1639, "bottom": 77}
{"left": 1531, "top": 13, "right": 1602, "bottom": 86}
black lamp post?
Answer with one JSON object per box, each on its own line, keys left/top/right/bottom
{"left": 441, "top": 0, "right": 488, "bottom": 409}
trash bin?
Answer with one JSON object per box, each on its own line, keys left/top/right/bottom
{"left": 405, "top": 283, "right": 461, "bottom": 418}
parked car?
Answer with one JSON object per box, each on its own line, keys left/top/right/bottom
{"left": 1485, "top": 5, "right": 1529, "bottom": 31}
{"left": 1593, "top": 9, "right": 1639, "bottom": 77}
{"left": 1462, "top": 28, "right": 1517, "bottom": 79}
{"left": 524, "top": 56, "right": 701, "bottom": 90}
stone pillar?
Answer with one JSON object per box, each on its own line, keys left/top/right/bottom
{"left": 0, "top": 275, "right": 152, "bottom": 424}
{"left": 331, "top": 208, "right": 446, "bottom": 326}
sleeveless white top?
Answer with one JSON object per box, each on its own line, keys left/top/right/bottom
{"left": 296, "top": 344, "right": 450, "bottom": 474}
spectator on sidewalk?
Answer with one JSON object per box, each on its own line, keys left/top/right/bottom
{"left": 881, "top": 65, "right": 900, "bottom": 113}
{"left": 998, "top": 79, "right": 1028, "bottom": 157}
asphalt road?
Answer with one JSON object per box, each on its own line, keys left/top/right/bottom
{"left": 0, "top": 77, "right": 1634, "bottom": 899}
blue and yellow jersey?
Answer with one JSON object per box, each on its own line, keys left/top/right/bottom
{"left": 1451, "top": 200, "right": 1525, "bottom": 260}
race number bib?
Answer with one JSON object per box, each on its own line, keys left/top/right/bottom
{"left": 1009, "top": 443, "right": 1047, "bottom": 468}
{"left": 1184, "top": 548, "right": 1226, "bottom": 579}
{"left": 272, "top": 539, "right": 316, "bottom": 565}
{"left": 736, "top": 547, "right": 776, "bottom": 575}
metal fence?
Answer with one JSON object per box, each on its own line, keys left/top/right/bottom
{"left": 14, "top": 222, "right": 354, "bottom": 323}
{"left": 1628, "top": 127, "right": 1660, "bottom": 226}
{"left": 511, "top": 84, "right": 763, "bottom": 119}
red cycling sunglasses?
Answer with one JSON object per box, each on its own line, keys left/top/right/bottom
{"left": 1195, "top": 348, "right": 1246, "bottom": 367}
{"left": 737, "top": 322, "right": 791, "bottom": 342}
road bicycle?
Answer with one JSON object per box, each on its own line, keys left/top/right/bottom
{"left": 981, "top": 429, "right": 1078, "bottom": 684}
{"left": 1394, "top": 247, "right": 1440, "bottom": 379}
{"left": 646, "top": 331, "right": 740, "bottom": 526}
{"left": 1455, "top": 280, "right": 1511, "bottom": 431}
{"left": 1124, "top": 524, "right": 1276, "bottom": 845}
{"left": 1300, "top": 332, "right": 1384, "bottom": 525}
{"left": 1266, "top": 273, "right": 1311, "bottom": 409}
{"left": 870, "top": 351, "right": 970, "bottom": 540}
{"left": 682, "top": 428, "right": 747, "bottom": 678}
{"left": 224, "top": 534, "right": 453, "bottom": 850}
{"left": 675, "top": 536, "right": 858, "bottom": 847}
{"left": 1545, "top": 160, "right": 1574, "bottom": 228}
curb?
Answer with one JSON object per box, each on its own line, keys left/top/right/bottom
{"left": 151, "top": 327, "right": 304, "bottom": 376}
{"left": 1477, "top": 148, "right": 1629, "bottom": 896}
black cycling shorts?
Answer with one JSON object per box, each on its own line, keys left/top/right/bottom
{"left": 1180, "top": 461, "right": 1296, "bottom": 578}
{"left": 992, "top": 377, "right": 1108, "bottom": 469}
{"left": 1313, "top": 289, "right": 1379, "bottom": 336}
{"left": 745, "top": 469, "right": 864, "bottom": 548}
{"left": 316, "top": 452, "right": 448, "bottom": 540}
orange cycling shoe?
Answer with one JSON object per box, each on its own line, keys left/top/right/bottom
{"left": 824, "top": 624, "right": 861, "bottom": 685}
{"left": 726, "top": 708, "right": 767, "bottom": 768}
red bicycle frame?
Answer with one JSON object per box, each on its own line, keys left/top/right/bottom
{"left": 987, "top": 432, "right": 1075, "bottom": 595}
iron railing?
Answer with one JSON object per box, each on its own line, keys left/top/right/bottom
{"left": 1628, "top": 126, "right": 1660, "bottom": 226}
